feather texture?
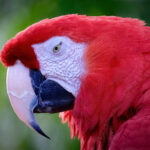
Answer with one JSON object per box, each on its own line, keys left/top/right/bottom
{"left": 1, "top": 14, "right": 150, "bottom": 150}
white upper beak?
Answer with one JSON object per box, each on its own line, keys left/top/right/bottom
{"left": 7, "top": 61, "right": 49, "bottom": 138}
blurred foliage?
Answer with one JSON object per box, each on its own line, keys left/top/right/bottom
{"left": 0, "top": 0, "right": 150, "bottom": 150}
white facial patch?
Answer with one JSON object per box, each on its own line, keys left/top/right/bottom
{"left": 32, "top": 36, "right": 87, "bottom": 97}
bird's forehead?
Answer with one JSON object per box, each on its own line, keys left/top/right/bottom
{"left": 32, "top": 36, "right": 81, "bottom": 49}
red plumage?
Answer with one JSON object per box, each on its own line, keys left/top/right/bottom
{"left": 1, "top": 14, "right": 150, "bottom": 150}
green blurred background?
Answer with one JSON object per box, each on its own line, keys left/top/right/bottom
{"left": 0, "top": 0, "right": 150, "bottom": 150}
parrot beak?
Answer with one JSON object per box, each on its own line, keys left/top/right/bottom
{"left": 7, "top": 61, "right": 49, "bottom": 139}
{"left": 6, "top": 60, "right": 75, "bottom": 139}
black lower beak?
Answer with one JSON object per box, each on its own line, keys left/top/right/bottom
{"left": 29, "top": 69, "right": 75, "bottom": 114}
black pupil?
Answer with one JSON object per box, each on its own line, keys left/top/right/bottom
{"left": 55, "top": 46, "right": 58, "bottom": 50}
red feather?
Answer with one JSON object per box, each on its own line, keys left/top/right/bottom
{"left": 1, "top": 14, "right": 150, "bottom": 150}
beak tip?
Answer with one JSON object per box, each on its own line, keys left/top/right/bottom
{"left": 30, "top": 121, "right": 50, "bottom": 140}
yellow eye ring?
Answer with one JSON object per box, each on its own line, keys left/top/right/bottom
{"left": 53, "top": 42, "right": 62, "bottom": 53}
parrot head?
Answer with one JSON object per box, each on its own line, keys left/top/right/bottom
{"left": 0, "top": 15, "right": 88, "bottom": 138}
{"left": 0, "top": 14, "right": 147, "bottom": 149}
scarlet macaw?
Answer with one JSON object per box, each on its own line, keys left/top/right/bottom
{"left": 1, "top": 14, "right": 150, "bottom": 150}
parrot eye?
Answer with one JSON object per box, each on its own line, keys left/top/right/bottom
{"left": 53, "top": 42, "right": 62, "bottom": 53}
